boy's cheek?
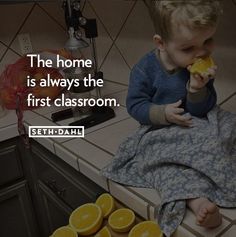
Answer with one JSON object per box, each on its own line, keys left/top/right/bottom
{"left": 181, "top": 55, "right": 196, "bottom": 67}
{"left": 176, "top": 54, "right": 193, "bottom": 68}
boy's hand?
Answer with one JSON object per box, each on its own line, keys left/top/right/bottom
{"left": 187, "top": 65, "right": 217, "bottom": 92}
{"left": 165, "top": 100, "right": 192, "bottom": 127}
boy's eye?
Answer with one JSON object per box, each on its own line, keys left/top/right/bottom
{"left": 204, "top": 38, "right": 214, "bottom": 45}
{"left": 182, "top": 46, "right": 194, "bottom": 53}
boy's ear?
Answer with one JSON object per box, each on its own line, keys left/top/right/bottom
{"left": 153, "top": 34, "right": 165, "bottom": 51}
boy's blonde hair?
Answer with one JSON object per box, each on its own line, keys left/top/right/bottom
{"left": 150, "top": 0, "right": 222, "bottom": 41}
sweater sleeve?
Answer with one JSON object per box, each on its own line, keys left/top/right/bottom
{"left": 185, "top": 79, "right": 217, "bottom": 117}
{"left": 126, "top": 65, "right": 169, "bottom": 125}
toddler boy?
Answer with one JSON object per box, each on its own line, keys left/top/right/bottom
{"left": 127, "top": 0, "right": 222, "bottom": 227}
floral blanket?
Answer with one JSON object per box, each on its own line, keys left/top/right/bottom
{"left": 101, "top": 106, "right": 236, "bottom": 236}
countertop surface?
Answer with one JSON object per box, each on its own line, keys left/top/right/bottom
{"left": 1, "top": 1, "right": 236, "bottom": 236}
{"left": 1, "top": 103, "right": 236, "bottom": 237}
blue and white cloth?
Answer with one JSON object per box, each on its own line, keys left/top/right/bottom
{"left": 101, "top": 106, "right": 236, "bottom": 237}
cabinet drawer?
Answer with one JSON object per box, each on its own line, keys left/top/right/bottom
{"left": 31, "top": 142, "right": 104, "bottom": 209}
{"left": 0, "top": 138, "right": 23, "bottom": 186}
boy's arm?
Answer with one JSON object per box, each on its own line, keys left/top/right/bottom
{"left": 126, "top": 65, "right": 169, "bottom": 125}
{"left": 185, "top": 79, "right": 217, "bottom": 117}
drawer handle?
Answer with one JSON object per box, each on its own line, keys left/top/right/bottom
{"left": 46, "top": 179, "right": 66, "bottom": 197}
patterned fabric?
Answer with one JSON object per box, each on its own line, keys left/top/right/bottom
{"left": 101, "top": 106, "right": 236, "bottom": 237}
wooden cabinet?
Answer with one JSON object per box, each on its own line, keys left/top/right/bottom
{"left": 0, "top": 138, "right": 39, "bottom": 237}
{"left": 0, "top": 137, "right": 106, "bottom": 237}
{"left": 30, "top": 139, "right": 105, "bottom": 237}
{"left": 36, "top": 180, "right": 72, "bottom": 235}
{"left": 0, "top": 181, "right": 38, "bottom": 237}
{"left": 0, "top": 137, "right": 23, "bottom": 186}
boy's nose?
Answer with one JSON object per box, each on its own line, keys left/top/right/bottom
{"left": 196, "top": 44, "right": 213, "bottom": 58}
{"left": 196, "top": 48, "right": 210, "bottom": 58}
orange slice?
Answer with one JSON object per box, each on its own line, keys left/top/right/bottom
{"left": 108, "top": 208, "right": 135, "bottom": 233}
{"left": 128, "top": 221, "right": 163, "bottom": 237}
{"left": 95, "top": 193, "right": 115, "bottom": 218}
{"left": 69, "top": 203, "right": 103, "bottom": 236}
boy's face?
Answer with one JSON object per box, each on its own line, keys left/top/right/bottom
{"left": 164, "top": 24, "right": 217, "bottom": 68}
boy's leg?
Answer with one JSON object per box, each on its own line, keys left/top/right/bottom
{"left": 187, "top": 197, "right": 222, "bottom": 228}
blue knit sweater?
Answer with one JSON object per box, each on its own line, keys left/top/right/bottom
{"left": 126, "top": 50, "right": 217, "bottom": 125}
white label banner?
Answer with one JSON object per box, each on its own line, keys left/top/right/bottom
{"left": 29, "top": 126, "right": 84, "bottom": 138}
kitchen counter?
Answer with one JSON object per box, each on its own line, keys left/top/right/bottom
{"left": 1, "top": 106, "right": 236, "bottom": 237}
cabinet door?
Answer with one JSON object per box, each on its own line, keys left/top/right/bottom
{"left": 30, "top": 140, "right": 105, "bottom": 236}
{"left": 30, "top": 140, "right": 105, "bottom": 209}
{"left": 0, "top": 180, "right": 39, "bottom": 237}
{"left": 36, "top": 180, "right": 72, "bottom": 237}
{"left": 0, "top": 137, "right": 23, "bottom": 186}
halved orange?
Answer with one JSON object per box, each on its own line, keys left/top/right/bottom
{"left": 51, "top": 226, "right": 77, "bottom": 237}
{"left": 69, "top": 203, "right": 103, "bottom": 236}
{"left": 128, "top": 221, "right": 163, "bottom": 237}
{"left": 94, "top": 226, "right": 111, "bottom": 237}
{"left": 108, "top": 208, "right": 135, "bottom": 233}
{"left": 95, "top": 193, "right": 115, "bottom": 218}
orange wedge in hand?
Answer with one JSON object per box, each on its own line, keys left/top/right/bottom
{"left": 190, "top": 56, "right": 215, "bottom": 74}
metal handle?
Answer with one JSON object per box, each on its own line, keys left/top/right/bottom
{"left": 46, "top": 179, "right": 66, "bottom": 197}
